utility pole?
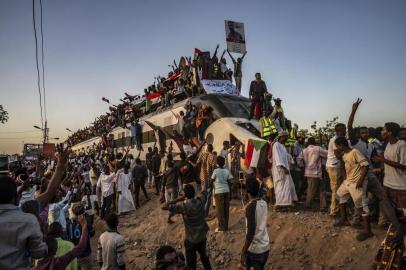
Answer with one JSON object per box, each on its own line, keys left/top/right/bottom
{"left": 43, "top": 120, "right": 49, "bottom": 144}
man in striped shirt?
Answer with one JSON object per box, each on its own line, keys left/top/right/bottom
{"left": 241, "top": 176, "right": 270, "bottom": 270}
{"left": 97, "top": 213, "right": 126, "bottom": 270}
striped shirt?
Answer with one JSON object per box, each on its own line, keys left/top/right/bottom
{"left": 97, "top": 230, "right": 125, "bottom": 270}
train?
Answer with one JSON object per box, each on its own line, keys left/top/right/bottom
{"left": 71, "top": 93, "right": 265, "bottom": 169}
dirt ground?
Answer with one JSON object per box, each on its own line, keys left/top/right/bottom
{"left": 90, "top": 188, "right": 386, "bottom": 270}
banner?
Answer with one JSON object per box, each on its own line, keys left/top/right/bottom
{"left": 225, "top": 20, "right": 246, "bottom": 54}
{"left": 201, "top": 80, "right": 238, "bottom": 95}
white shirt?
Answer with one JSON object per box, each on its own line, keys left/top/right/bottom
{"left": 352, "top": 139, "right": 374, "bottom": 162}
{"left": 272, "top": 141, "right": 290, "bottom": 172}
{"left": 326, "top": 135, "right": 340, "bottom": 168}
{"left": 97, "top": 231, "right": 126, "bottom": 270}
{"left": 97, "top": 173, "right": 116, "bottom": 198}
{"left": 298, "top": 145, "right": 328, "bottom": 178}
{"left": 383, "top": 140, "right": 406, "bottom": 190}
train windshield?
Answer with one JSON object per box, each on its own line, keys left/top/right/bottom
{"left": 218, "top": 96, "right": 251, "bottom": 118}
{"left": 197, "top": 94, "right": 251, "bottom": 119}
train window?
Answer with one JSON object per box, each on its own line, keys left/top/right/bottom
{"left": 229, "top": 134, "right": 238, "bottom": 146}
{"left": 206, "top": 133, "right": 214, "bottom": 144}
{"left": 142, "top": 130, "right": 156, "bottom": 144}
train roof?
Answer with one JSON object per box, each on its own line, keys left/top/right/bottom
{"left": 72, "top": 93, "right": 252, "bottom": 148}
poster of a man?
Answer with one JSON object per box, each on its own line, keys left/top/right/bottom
{"left": 225, "top": 20, "right": 246, "bottom": 54}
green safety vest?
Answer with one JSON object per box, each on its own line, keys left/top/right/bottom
{"left": 285, "top": 128, "right": 297, "bottom": 146}
{"left": 261, "top": 117, "right": 277, "bottom": 138}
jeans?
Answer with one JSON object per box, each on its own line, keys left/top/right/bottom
{"left": 204, "top": 188, "right": 213, "bottom": 217}
{"left": 184, "top": 239, "right": 212, "bottom": 270}
{"left": 147, "top": 169, "right": 154, "bottom": 186}
{"left": 246, "top": 250, "right": 269, "bottom": 270}
{"left": 214, "top": 192, "right": 230, "bottom": 231}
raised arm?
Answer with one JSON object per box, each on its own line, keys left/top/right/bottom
{"left": 241, "top": 51, "right": 247, "bottom": 60}
{"left": 348, "top": 98, "right": 362, "bottom": 144}
{"left": 212, "top": 44, "right": 219, "bottom": 59}
{"left": 36, "top": 144, "right": 70, "bottom": 209}
{"left": 226, "top": 49, "right": 236, "bottom": 63}
{"left": 220, "top": 50, "right": 226, "bottom": 60}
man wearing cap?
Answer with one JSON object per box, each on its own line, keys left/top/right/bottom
{"left": 272, "top": 131, "right": 298, "bottom": 209}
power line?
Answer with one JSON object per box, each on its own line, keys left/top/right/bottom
{"left": 32, "top": 0, "right": 44, "bottom": 129}
{"left": 39, "top": 0, "right": 47, "bottom": 122}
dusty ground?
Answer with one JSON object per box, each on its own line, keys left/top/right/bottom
{"left": 91, "top": 189, "right": 386, "bottom": 270}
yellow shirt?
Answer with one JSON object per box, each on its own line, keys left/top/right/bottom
{"left": 56, "top": 237, "right": 77, "bottom": 270}
{"left": 342, "top": 149, "right": 369, "bottom": 183}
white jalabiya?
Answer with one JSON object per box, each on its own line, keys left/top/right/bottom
{"left": 116, "top": 172, "right": 135, "bottom": 214}
{"left": 272, "top": 141, "right": 298, "bottom": 206}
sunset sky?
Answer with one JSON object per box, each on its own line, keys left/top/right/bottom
{"left": 1, "top": 0, "right": 405, "bottom": 154}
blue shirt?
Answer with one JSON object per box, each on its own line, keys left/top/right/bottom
{"left": 211, "top": 168, "right": 232, "bottom": 194}
{"left": 130, "top": 123, "right": 142, "bottom": 136}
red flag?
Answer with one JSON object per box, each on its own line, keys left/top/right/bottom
{"left": 146, "top": 92, "right": 161, "bottom": 100}
{"left": 194, "top": 48, "right": 202, "bottom": 56}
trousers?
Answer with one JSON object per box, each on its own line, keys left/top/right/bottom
{"left": 214, "top": 192, "right": 230, "bottom": 231}
{"left": 184, "top": 239, "right": 212, "bottom": 270}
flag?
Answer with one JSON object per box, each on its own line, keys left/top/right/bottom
{"left": 165, "top": 72, "right": 182, "bottom": 82}
{"left": 194, "top": 48, "right": 202, "bottom": 59}
{"left": 146, "top": 92, "right": 161, "bottom": 103}
{"left": 144, "top": 121, "right": 167, "bottom": 152}
{"left": 244, "top": 139, "right": 268, "bottom": 168}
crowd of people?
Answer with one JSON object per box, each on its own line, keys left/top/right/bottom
{"left": 66, "top": 45, "right": 247, "bottom": 147}
{"left": 1, "top": 75, "right": 406, "bottom": 270}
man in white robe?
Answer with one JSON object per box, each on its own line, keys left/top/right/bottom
{"left": 116, "top": 165, "right": 135, "bottom": 215}
{"left": 272, "top": 131, "right": 298, "bottom": 206}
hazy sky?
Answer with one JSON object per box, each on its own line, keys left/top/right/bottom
{"left": 1, "top": 0, "right": 405, "bottom": 154}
